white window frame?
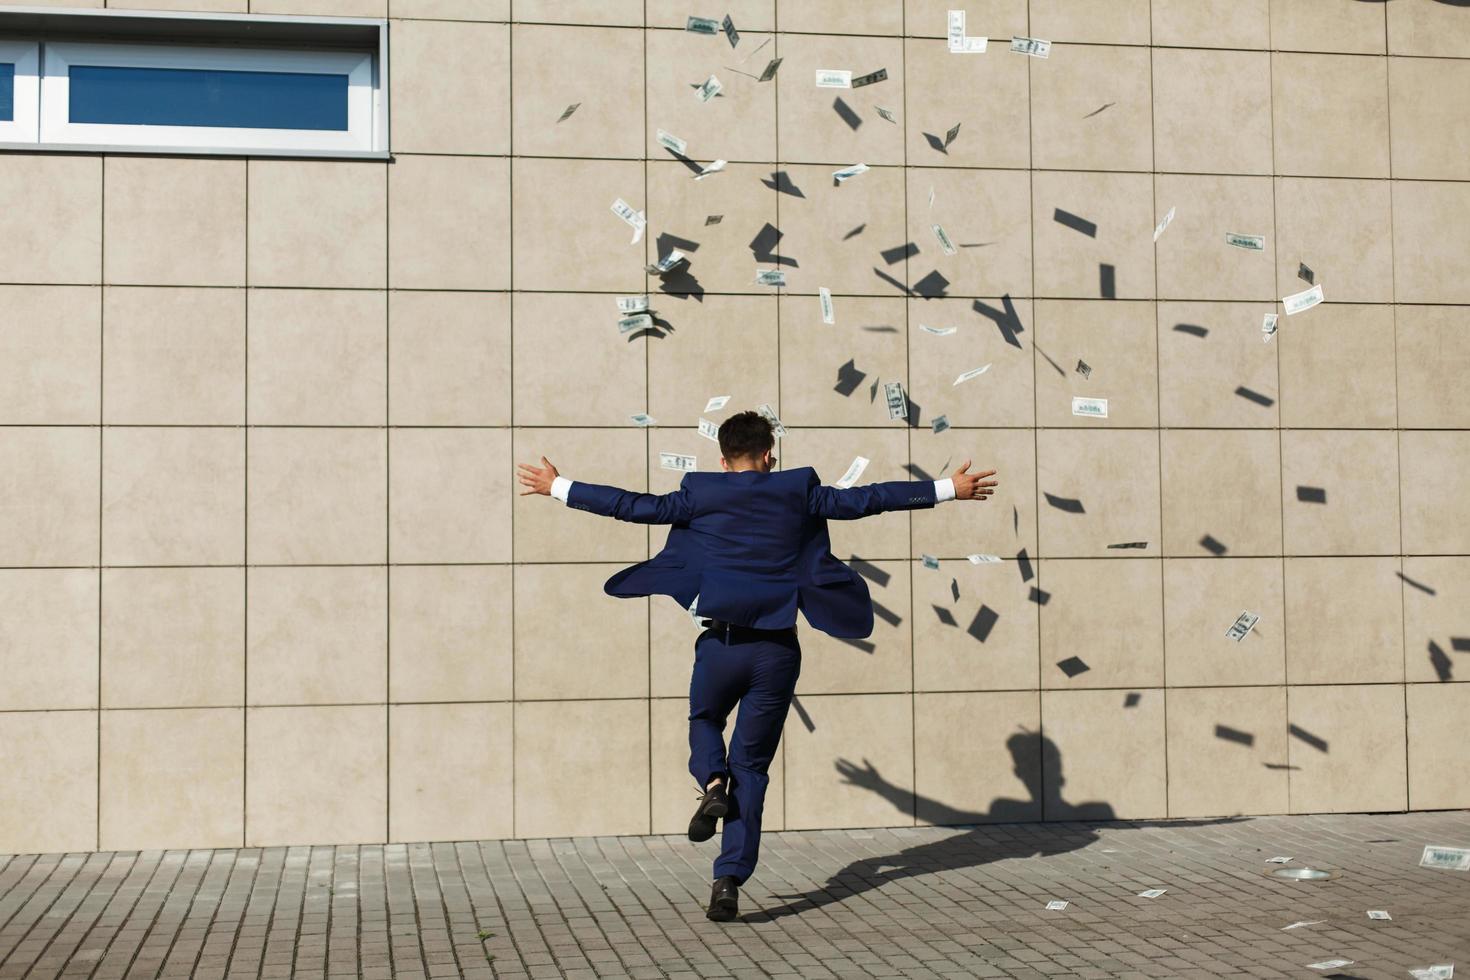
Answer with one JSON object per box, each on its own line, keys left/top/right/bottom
{"left": 40, "top": 40, "right": 376, "bottom": 153}
{"left": 0, "top": 40, "right": 40, "bottom": 144}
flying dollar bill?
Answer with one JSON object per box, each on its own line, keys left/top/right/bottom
{"left": 656, "top": 128, "right": 688, "bottom": 156}
{"left": 1262, "top": 312, "right": 1279, "bottom": 341}
{"left": 834, "top": 455, "right": 869, "bottom": 489}
{"left": 557, "top": 102, "right": 581, "bottom": 123}
{"left": 851, "top": 68, "right": 888, "bottom": 88}
{"left": 611, "top": 198, "right": 646, "bottom": 244}
{"left": 875, "top": 105, "right": 898, "bottom": 123}
{"left": 959, "top": 36, "right": 988, "bottom": 52}
{"left": 1153, "top": 205, "right": 1175, "bottom": 242}
{"left": 686, "top": 15, "right": 720, "bottom": 34}
{"left": 948, "top": 9, "right": 965, "bottom": 48}
{"left": 757, "top": 57, "right": 783, "bottom": 82}
{"left": 1072, "top": 396, "right": 1108, "bottom": 418}
{"left": 1420, "top": 845, "right": 1470, "bottom": 871}
{"left": 1298, "top": 261, "right": 1314, "bottom": 284}
{"left": 921, "top": 554, "right": 940, "bottom": 569}
{"left": 954, "top": 364, "right": 991, "bottom": 385}
{"left": 1076, "top": 359, "right": 1092, "bottom": 379}
{"left": 660, "top": 452, "right": 697, "bottom": 472}
{"left": 920, "top": 324, "right": 957, "bottom": 336}
{"left": 1011, "top": 36, "right": 1051, "bottom": 57}
{"left": 630, "top": 413, "right": 656, "bottom": 426}
{"left": 833, "top": 163, "right": 870, "bottom": 183}
{"left": 704, "top": 395, "right": 730, "bottom": 412}
{"left": 883, "top": 380, "right": 908, "bottom": 421}
{"left": 694, "top": 159, "right": 727, "bottom": 180}
{"left": 1225, "top": 232, "right": 1265, "bottom": 251}
{"left": 815, "top": 68, "right": 852, "bottom": 88}
{"left": 695, "top": 74, "right": 723, "bottom": 102}
{"left": 647, "top": 250, "right": 687, "bottom": 276}
{"left": 1283, "top": 283, "right": 1323, "bottom": 315}
{"left": 819, "top": 287, "right": 835, "bottom": 324}
{"left": 618, "top": 314, "right": 652, "bottom": 334}
{"left": 755, "top": 269, "right": 786, "bottom": 287}
{"left": 721, "top": 13, "right": 739, "bottom": 48}
{"left": 1225, "top": 611, "right": 1259, "bottom": 642}
{"left": 933, "top": 223, "right": 957, "bottom": 255}
{"left": 698, "top": 417, "right": 720, "bottom": 442}
{"left": 756, "top": 403, "right": 786, "bottom": 437}
{"left": 932, "top": 414, "right": 950, "bottom": 434}
{"left": 617, "top": 295, "right": 649, "bottom": 314}
{"left": 968, "top": 554, "right": 1002, "bottom": 564}
{"left": 943, "top": 122, "right": 961, "bottom": 148}
{"left": 705, "top": 214, "right": 724, "bottom": 225}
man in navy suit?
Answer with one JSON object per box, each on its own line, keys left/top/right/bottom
{"left": 518, "top": 411, "right": 997, "bottom": 920}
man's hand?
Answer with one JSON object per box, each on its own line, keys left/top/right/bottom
{"left": 516, "top": 456, "right": 559, "bottom": 496}
{"left": 951, "top": 459, "right": 997, "bottom": 501}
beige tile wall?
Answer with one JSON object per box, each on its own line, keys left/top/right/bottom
{"left": 1, "top": 0, "right": 1467, "bottom": 854}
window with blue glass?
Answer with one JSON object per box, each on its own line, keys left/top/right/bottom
{"left": 0, "top": 63, "right": 14, "bottom": 123}
{"left": 68, "top": 64, "right": 350, "bottom": 131}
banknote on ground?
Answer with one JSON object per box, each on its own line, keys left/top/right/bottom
{"left": 1045, "top": 900, "right": 1068, "bottom": 911}
{"left": 1420, "top": 845, "right": 1470, "bottom": 871}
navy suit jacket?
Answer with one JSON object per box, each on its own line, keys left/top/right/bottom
{"left": 565, "top": 467, "right": 937, "bottom": 639}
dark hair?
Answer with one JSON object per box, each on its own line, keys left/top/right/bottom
{"left": 718, "top": 410, "right": 775, "bottom": 462}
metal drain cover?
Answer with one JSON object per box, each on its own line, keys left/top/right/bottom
{"left": 1269, "top": 867, "right": 1334, "bottom": 881}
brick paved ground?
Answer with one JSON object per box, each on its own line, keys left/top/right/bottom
{"left": 2, "top": 811, "right": 1468, "bottom": 979}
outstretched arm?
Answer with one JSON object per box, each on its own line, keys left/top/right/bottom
{"left": 517, "top": 456, "right": 693, "bottom": 525}
{"left": 807, "top": 459, "right": 997, "bottom": 520}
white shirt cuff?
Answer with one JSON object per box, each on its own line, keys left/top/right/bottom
{"left": 933, "top": 478, "right": 956, "bottom": 503}
{"left": 550, "top": 476, "right": 573, "bottom": 503}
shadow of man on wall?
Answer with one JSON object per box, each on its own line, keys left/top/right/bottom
{"left": 752, "top": 732, "right": 1238, "bottom": 921}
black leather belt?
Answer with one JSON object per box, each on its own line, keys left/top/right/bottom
{"left": 700, "top": 618, "right": 796, "bottom": 642}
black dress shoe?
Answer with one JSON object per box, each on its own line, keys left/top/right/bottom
{"left": 687, "top": 780, "right": 729, "bottom": 842}
{"left": 706, "top": 875, "right": 739, "bottom": 921}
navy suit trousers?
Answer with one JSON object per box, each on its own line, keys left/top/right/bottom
{"left": 687, "top": 626, "right": 802, "bottom": 885}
